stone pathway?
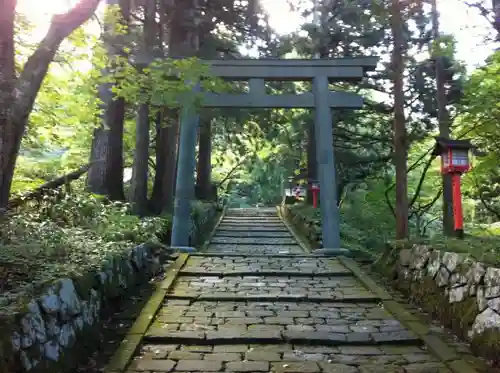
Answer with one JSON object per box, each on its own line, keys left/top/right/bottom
{"left": 105, "top": 208, "right": 480, "bottom": 373}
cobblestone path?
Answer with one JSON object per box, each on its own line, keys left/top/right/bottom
{"left": 106, "top": 208, "right": 478, "bottom": 373}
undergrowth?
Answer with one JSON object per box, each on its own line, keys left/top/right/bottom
{"left": 290, "top": 202, "right": 500, "bottom": 265}
{"left": 288, "top": 202, "right": 391, "bottom": 254}
{"left": 0, "top": 187, "right": 170, "bottom": 307}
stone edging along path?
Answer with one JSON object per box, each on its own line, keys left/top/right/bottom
{"left": 281, "top": 203, "right": 500, "bottom": 366}
{"left": 381, "top": 243, "right": 500, "bottom": 364}
{"left": 1, "top": 204, "right": 219, "bottom": 373}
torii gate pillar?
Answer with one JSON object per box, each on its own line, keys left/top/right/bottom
{"left": 313, "top": 75, "right": 341, "bottom": 248}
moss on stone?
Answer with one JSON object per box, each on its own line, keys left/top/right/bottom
{"left": 72, "top": 270, "right": 100, "bottom": 301}
{"left": 392, "top": 266, "right": 480, "bottom": 341}
{"left": 470, "top": 328, "right": 500, "bottom": 364}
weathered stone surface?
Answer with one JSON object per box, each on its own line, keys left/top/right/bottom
{"left": 226, "top": 361, "right": 269, "bottom": 371}
{"left": 484, "top": 267, "right": 500, "bottom": 299}
{"left": 409, "top": 245, "right": 430, "bottom": 270}
{"left": 176, "top": 359, "right": 222, "bottom": 371}
{"left": 388, "top": 240, "right": 500, "bottom": 366}
{"left": 271, "top": 361, "right": 320, "bottom": 372}
{"left": 426, "top": 250, "right": 442, "bottom": 278}
{"left": 435, "top": 267, "right": 450, "bottom": 287}
{"left": 399, "top": 249, "right": 412, "bottom": 267}
{"left": 442, "top": 252, "right": 465, "bottom": 272}
{"left": 465, "top": 261, "right": 486, "bottom": 285}
{"left": 477, "top": 286, "right": 488, "bottom": 312}
{"left": 130, "top": 358, "right": 176, "bottom": 371}
{"left": 448, "top": 285, "right": 468, "bottom": 303}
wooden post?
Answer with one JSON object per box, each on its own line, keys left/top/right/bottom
{"left": 313, "top": 75, "right": 341, "bottom": 249}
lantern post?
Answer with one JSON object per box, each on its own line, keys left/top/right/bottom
{"left": 310, "top": 181, "right": 320, "bottom": 209}
{"left": 433, "top": 137, "right": 474, "bottom": 239}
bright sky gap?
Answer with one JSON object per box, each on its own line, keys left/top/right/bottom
{"left": 16, "top": 0, "right": 497, "bottom": 69}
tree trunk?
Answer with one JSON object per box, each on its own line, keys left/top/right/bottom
{"left": 0, "top": 0, "right": 16, "bottom": 210}
{"left": 390, "top": 0, "right": 409, "bottom": 239}
{"left": 150, "top": 0, "right": 192, "bottom": 214}
{"left": 87, "top": 0, "right": 128, "bottom": 200}
{"left": 87, "top": 86, "right": 126, "bottom": 200}
{"left": 151, "top": 108, "right": 179, "bottom": 213}
{"left": 196, "top": 115, "right": 212, "bottom": 200}
{"left": 0, "top": 0, "right": 101, "bottom": 209}
{"left": 494, "top": 0, "right": 500, "bottom": 38}
{"left": 130, "top": 0, "right": 156, "bottom": 215}
{"left": 130, "top": 103, "right": 150, "bottom": 214}
{"left": 431, "top": 0, "right": 454, "bottom": 235}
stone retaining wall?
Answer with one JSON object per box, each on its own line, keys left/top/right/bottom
{"left": 1, "top": 203, "right": 219, "bottom": 373}
{"left": 280, "top": 204, "right": 321, "bottom": 249}
{"left": 281, "top": 204, "right": 376, "bottom": 260}
{"left": 385, "top": 243, "right": 500, "bottom": 363}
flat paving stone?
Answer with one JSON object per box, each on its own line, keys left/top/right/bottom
{"left": 180, "top": 256, "right": 351, "bottom": 274}
{"left": 129, "top": 343, "right": 448, "bottom": 372}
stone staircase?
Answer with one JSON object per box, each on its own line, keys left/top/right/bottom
{"left": 105, "top": 207, "right": 479, "bottom": 373}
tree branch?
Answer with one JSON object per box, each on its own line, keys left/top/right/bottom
{"left": 7, "top": 163, "right": 91, "bottom": 209}
{"left": 13, "top": 0, "right": 102, "bottom": 127}
{"left": 409, "top": 153, "right": 437, "bottom": 208}
{"left": 216, "top": 158, "right": 247, "bottom": 187}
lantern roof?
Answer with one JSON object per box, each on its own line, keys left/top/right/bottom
{"left": 432, "top": 137, "right": 474, "bottom": 156}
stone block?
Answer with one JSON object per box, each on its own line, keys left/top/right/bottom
{"left": 399, "top": 249, "right": 413, "bottom": 267}
{"left": 226, "top": 361, "right": 270, "bottom": 371}
{"left": 271, "top": 361, "right": 320, "bottom": 373}
{"left": 442, "top": 251, "right": 465, "bottom": 272}
{"left": 409, "top": 245, "right": 431, "bottom": 270}
{"left": 471, "top": 307, "right": 500, "bottom": 337}
{"left": 175, "top": 359, "right": 222, "bottom": 371}
{"left": 129, "top": 359, "right": 176, "bottom": 372}
{"left": 435, "top": 267, "right": 451, "bottom": 287}
{"left": 426, "top": 250, "right": 442, "bottom": 278}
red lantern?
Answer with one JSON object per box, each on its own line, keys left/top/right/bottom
{"left": 310, "top": 182, "right": 320, "bottom": 209}
{"left": 433, "top": 137, "right": 474, "bottom": 238}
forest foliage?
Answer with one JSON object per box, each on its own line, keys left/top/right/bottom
{"left": 0, "top": 0, "right": 500, "bottom": 291}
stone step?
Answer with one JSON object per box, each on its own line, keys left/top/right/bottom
{"left": 224, "top": 215, "right": 279, "bottom": 219}
{"left": 206, "top": 244, "right": 304, "bottom": 254}
{"left": 143, "top": 299, "right": 420, "bottom": 346}
{"left": 168, "top": 275, "right": 376, "bottom": 300}
{"left": 213, "top": 231, "right": 293, "bottom": 238}
{"left": 131, "top": 343, "right": 446, "bottom": 373}
{"left": 215, "top": 226, "right": 290, "bottom": 232}
{"left": 222, "top": 217, "right": 282, "bottom": 222}
{"left": 210, "top": 237, "right": 298, "bottom": 245}
{"left": 219, "top": 222, "right": 285, "bottom": 227}
{"left": 143, "top": 329, "right": 420, "bottom": 346}
{"left": 180, "top": 256, "right": 351, "bottom": 275}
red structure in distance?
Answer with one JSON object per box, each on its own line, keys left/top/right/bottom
{"left": 310, "top": 182, "right": 320, "bottom": 209}
{"left": 433, "top": 137, "right": 474, "bottom": 239}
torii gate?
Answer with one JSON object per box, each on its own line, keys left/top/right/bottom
{"left": 138, "top": 57, "right": 378, "bottom": 250}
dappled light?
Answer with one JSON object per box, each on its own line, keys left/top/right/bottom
{"left": 0, "top": 0, "right": 500, "bottom": 372}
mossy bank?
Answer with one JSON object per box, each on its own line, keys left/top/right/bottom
{"left": 0, "top": 202, "right": 219, "bottom": 373}
{"left": 377, "top": 242, "right": 500, "bottom": 365}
